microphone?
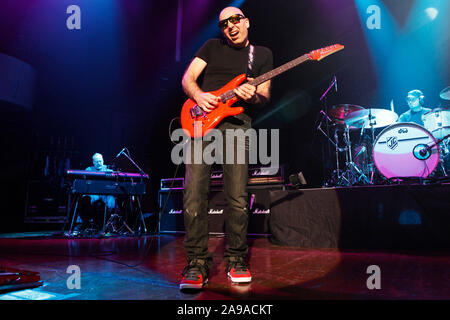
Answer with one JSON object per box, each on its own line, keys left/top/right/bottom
{"left": 115, "top": 147, "right": 126, "bottom": 158}
{"left": 413, "top": 144, "right": 431, "bottom": 160}
{"left": 419, "top": 146, "right": 430, "bottom": 157}
{"left": 334, "top": 76, "right": 338, "bottom": 92}
{"left": 354, "top": 146, "right": 366, "bottom": 159}
{"left": 419, "top": 148, "right": 427, "bottom": 157}
{"left": 359, "top": 118, "right": 367, "bottom": 140}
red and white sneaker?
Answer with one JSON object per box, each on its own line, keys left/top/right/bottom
{"left": 180, "top": 261, "right": 208, "bottom": 290}
{"left": 227, "top": 259, "right": 252, "bottom": 283}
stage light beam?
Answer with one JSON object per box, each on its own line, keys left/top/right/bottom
{"left": 425, "top": 7, "right": 438, "bottom": 21}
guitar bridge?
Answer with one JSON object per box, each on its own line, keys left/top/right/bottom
{"left": 190, "top": 105, "right": 206, "bottom": 119}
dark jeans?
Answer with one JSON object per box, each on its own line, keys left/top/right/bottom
{"left": 183, "top": 119, "right": 251, "bottom": 268}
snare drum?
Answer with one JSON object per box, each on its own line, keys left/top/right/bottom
{"left": 423, "top": 108, "right": 450, "bottom": 140}
{"left": 373, "top": 123, "right": 440, "bottom": 178}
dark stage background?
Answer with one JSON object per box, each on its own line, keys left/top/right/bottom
{"left": 0, "top": 0, "right": 448, "bottom": 232}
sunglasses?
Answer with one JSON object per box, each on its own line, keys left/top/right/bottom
{"left": 218, "top": 14, "right": 245, "bottom": 29}
{"left": 406, "top": 96, "right": 418, "bottom": 102}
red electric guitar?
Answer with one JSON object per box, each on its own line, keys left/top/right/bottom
{"left": 181, "top": 44, "right": 344, "bottom": 138}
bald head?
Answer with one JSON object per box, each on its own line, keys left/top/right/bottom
{"left": 219, "top": 7, "right": 245, "bottom": 21}
{"left": 92, "top": 153, "right": 104, "bottom": 170}
{"left": 219, "top": 7, "right": 249, "bottom": 48}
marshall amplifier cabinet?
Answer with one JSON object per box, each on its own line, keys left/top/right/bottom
{"left": 158, "top": 184, "right": 284, "bottom": 235}
{"left": 160, "top": 178, "right": 184, "bottom": 190}
{"left": 158, "top": 165, "right": 284, "bottom": 193}
{"left": 158, "top": 189, "right": 185, "bottom": 233}
{"left": 210, "top": 165, "right": 285, "bottom": 187}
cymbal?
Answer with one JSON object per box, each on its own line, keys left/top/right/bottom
{"left": 328, "top": 104, "right": 367, "bottom": 121}
{"left": 440, "top": 86, "right": 450, "bottom": 100}
{"left": 347, "top": 108, "right": 398, "bottom": 129}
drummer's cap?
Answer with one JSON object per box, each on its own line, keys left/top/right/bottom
{"left": 407, "top": 89, "right": 424, "bottom": 99}
{"left": 407, "top": 89, "right": 425, "bottom": 104}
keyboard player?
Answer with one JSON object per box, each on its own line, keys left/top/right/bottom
{"left": 85, "top": 153, "right": 116, "bottom": 209}
{"left": 76, "top": 153, "right": 116, "bottom": 232}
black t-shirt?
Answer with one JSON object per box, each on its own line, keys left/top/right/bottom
{"left": 194, "top": 38, "right": 273, "bottom": 121}
{"left": 398, "top": 107, "right": 431, "bottom": 126}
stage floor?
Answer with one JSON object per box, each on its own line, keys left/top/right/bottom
{"left": 0, "top": 232, "right": 449, "bottom": 300}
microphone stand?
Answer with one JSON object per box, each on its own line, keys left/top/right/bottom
{"left": 319, "top": 76, "right": 337, "bottom": 186}
{"left": 121, "top": 149, "right": 148, "bottom": 178}
{"left": 319, "top": 76, "right": 336, "bottom": 102}
{"left": 424, "top": 133, "right": 450, "bottom": 152}
{"left": 117, "top": 148, "right": 149, "bottom": 234}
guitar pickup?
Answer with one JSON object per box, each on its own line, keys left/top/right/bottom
{"left": 190, "top": 105, "right": 206, "bottom": 118}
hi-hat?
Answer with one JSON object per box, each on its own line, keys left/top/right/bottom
{"left": 440, "top": 86, "right": 450, "bottom": 100}
{"left": 328, "top": 104, "right": 368, "bottom": 121}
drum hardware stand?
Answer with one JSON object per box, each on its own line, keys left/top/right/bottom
{"left": 317, "top": 112, "right": 348, "bottom": 185}
{"left": 438, "top": 153, "right": 448, "bottom": 177}
{"left": 318, "top": 115, "right": 371, "bottom": 186}
{"left": 366, "top": 111, "right": 377, "bottom": 184}
{"left": 318, "top": 77, "right": 371, "bottom": 186}
{"left": 439, "top": 134, "right": 450, "bottom": 176}
{"left": 421, "top": 133, "right": 450, "bottom": 177}
{"left": 437, "top": 163, "right": 447, "bottom": 177}
{"left": 331, "top": 127, "right": 348, "bottom": 186}
{"left": 341, "top": 124, "right": 371, "bottom": 185}
{"left": 353, "top": 109, "right": 383, "bottom": 185}
{"left": 439, "top": 138, "right": 449, "bottom": 176}
{"left": 318, "top": 119, "right": 371, "bottom": 186}
{"left": 318, "top": 76, "right": 339, "bottom": 186}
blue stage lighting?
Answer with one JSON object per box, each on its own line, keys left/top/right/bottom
{"left": 398, "top": 210, "right": 422, "bottom": 226}
{"left": 425, "top": 7, "right": 438, "bottom": 20}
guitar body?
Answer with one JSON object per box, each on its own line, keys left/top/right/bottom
{"left": 181, "top": 74, "right": 247, "bottom": 138}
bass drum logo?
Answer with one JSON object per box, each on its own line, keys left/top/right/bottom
{"left": 386, "top": 136, "right": 398, "bottom": 150}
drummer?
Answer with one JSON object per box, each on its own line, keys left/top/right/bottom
{"left": 397, "top": 89, "right": 431, "bottom": 126}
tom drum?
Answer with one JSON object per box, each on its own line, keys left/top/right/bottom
{"left": 423, "top": 108, "right": 450, "bottom": 140}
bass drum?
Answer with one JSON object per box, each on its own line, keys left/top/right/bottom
{"left": 373, "top": 123, "right": 440, "bottom": 179}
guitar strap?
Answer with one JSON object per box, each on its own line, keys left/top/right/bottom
{"left": 246, "top": 44, "right": 255, "bottom": 78}
{"left": 232, "top": 44, "right": 255, "bottom": 123}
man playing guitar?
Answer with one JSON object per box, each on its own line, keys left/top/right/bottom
{"left": 179, "top": 6, "right": 273, "bottom": 290}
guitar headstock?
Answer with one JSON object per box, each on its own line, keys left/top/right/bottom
{"left": 308, "top": 44, "right": 344, "bottom": 61}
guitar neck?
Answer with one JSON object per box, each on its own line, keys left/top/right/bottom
{"left": 249, "top": 54, "right": 311, "bottom": 86}
{"left": 221, "top": 54, "right": 311, "bottom": 102}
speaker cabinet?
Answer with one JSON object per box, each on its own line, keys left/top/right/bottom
{"left": 24, "top": 179, "right": 70, "bottom": 224}
{"left": 158, "top": 185, "right": 284, "bottom": 235}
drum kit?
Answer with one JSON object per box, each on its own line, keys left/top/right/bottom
{"left": 320, "top": 86, "right": 450, "bottom": 186}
